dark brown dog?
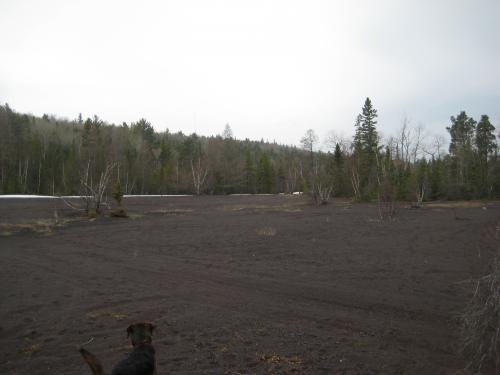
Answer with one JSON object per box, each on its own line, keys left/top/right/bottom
{"left": 80, "top": 322, "right": 157, "bottom": 375}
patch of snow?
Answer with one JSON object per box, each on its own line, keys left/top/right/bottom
{"left": 123, "top": 195, "right": 192, "bottom": 197}
{"left": 0, "top": 195, "right": 57, "bottom": 199}
{"left": 0, "top": 194, "right": 192, "bottom": 199}
{"left": 230, "top": 193, "right": 279, "bottom": 196}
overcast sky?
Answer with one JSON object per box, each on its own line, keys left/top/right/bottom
{"left": 1, "top": 0, "right": 499, "bottom": 147}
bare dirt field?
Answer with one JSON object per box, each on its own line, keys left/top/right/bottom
{"left": 0, "top": 195, "right": 498, "bottom": 374}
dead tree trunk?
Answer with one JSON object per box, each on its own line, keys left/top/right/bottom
{"left": 314, "top": 182, "right": 333, "bottom": 205}
{"left": 351, "top": 169, "right": 361, "bottom": 201}
{"left": 416, "top": 184, "right": 425, "bottom": 207}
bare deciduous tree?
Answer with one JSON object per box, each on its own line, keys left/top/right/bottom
{"left": 313, "top": 182, "right": 333, "bottom": 205}
{"left": 80, "top": 161, "right": 116, "bottom": 215}
{"left": 222, "top": 124, "right": 233, "bottom": 140}
{"left": 350, "top": 156, "right": 361, "bottom": 201}
{"left": 325, "top": 130, "right": 351, "bottom": 154}
{"left": 395, "top": 117, "right": 427, "bottom": 166}
{"left": 423, "top": 134, "right": 446, "bottom": 160}
{"left": 286, "top": 159, "right": 304, "bottom": 194}
{"left": 191, "top": 157, "right": 208, "bottom": 195}
{"left": 376, "top": 152, "right": 396, "bottom": 220}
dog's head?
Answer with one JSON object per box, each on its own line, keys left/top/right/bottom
{"left": 126, "top": 322, "right": 155, "bottom": 346}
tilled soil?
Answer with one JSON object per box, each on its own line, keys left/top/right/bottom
{"left": 0, "top": 195, "right": 498, "bottom": 374}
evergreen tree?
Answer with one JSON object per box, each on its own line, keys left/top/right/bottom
{"left": 360, "top": 97, "right": 378, "bottom": 156}
{"left": 257, "top": 153, "right": 275, "bottom": 193}
{"left": 448, "top": 111, "right": 476, "bottom": 156}
{"left": 428, "top": 158, "right": 445, "bottom": 200}
{"left": 244, "top": 150, "right": 256, "bottom": 193}
{"left": 475, "top": 115, "right": 496, "bottom": 197}
{"left": 2, "top": 103, "right": 500, "bottom": 201}
{"left": 353, "top": 114, "right": 363, "bottom": 154}
{"left": 446, "top": 111, "right": 476, "bottom": 189}
{"left": 475, "top": 115, "right": 496, "bottom": 161}
{"left": 333, "top": 143, "right": 345, "bottom": 195}
{"left": 353, "top": 97, "right": 379, "bottom": 199}
{"left": 158, "top": 133, "right": 173, "bottom": 192}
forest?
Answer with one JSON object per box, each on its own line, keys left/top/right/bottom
{"left": 0, "top": 98, "right": 498, "bottom": 204}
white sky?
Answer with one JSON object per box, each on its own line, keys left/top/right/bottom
{"left": 1, "top": 0, "right": 499, "bottom": 147}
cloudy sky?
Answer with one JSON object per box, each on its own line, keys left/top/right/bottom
{"left": 1, "top": 0, "right": 499, "bottom": 146}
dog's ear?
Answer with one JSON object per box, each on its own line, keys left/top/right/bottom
{"left": 126, "top": 324, "right": 134, "bottom": 338}
{"left": 148, "top": 323, "right": 156, "bottom": 334}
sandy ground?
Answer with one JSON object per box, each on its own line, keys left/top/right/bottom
{"left": 0, "top": 195, "right": 498, "bottom": 374}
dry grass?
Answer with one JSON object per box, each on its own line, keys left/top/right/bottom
{"left": 20, "top": 344, "right": 40, "bottom": 355}
{"left": 127, "top": 213, "right": 144, "bottom": 220}
{"left": 224, "top": 204, "right": 303, "bottom": 213}
{"left": 0, "top": 219, "right": 71, "bottom": 236}
{"left": 460, "top": 259, "right": 500, "bottom": 373}
{"left": 86, "top": 310, "right": 128, "bottom": 321}
{"left": 255, "top": 227, "right": 277, "bottom": 236}
{"left": 425, "top": 201, "right": 486, "bottom": 209}
{"left": 258, "top": 352, "right": 303, "bottom": 373}
{"left": 146, "top": 208, "right": 194, "bottom": 215}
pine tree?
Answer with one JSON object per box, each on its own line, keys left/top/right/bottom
{"left": 446, "top": 111, "right": 476, "bottom": 188}
{"left": 475, "top": 115, "right": 496, "bottom": 197}
{"left": 447, "top": 111, "right": 476, "bottom": 156}
{"left": 476, "top": 115, "right": 496, "bottom": 161}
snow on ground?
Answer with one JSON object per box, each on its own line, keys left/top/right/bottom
{"left": 0, "top": 195, "right": 192, "bottom": 199}
{"left": 123, "top": 195, "right": 192, "bottom": 197}
{"left": 0, "top": 194, "right": 299, "bottom": 199}
{"left": 0, "top": 195, "right": 58, "bottom": 199}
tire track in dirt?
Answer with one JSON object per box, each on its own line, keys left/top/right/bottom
{"left": 2, "top": 230, "right": 460, "bottom": 330}
{"left": 3, "top": 240, "right": 453, "bottom": 359}
{"left": 2, "top": 197, "right": 499, "bottom": 374}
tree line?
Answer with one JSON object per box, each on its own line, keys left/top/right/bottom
{"left": 0, "top": 99, "right": 498, "bottom": 202}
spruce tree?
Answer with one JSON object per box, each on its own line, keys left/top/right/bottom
{"left": 257, "top": 153, "right": 275, "bottom": 193}
{"left": 360, "top": 97, "right": 379, "bottom": 156}
{"left": 333, "top": 143, "right": 344, "bottom": 195}
{"left": 353, "top": 97, "right": 379, "bottom": 199}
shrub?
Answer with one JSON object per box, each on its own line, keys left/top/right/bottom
{"left": 109, "top": 208, "right": 128, "bottom": 218}
{"left": 460, "top": 259, "right": 500, "bottom": 373}
{"left": 112, "top": 180, "right": 124, "bottom": 206}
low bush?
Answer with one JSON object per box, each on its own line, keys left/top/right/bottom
{"left": 109, "top": 208, "right": 128, "bottom": 218}
{"left": 460, "top": 259, "right": 500, "bottom": 373}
